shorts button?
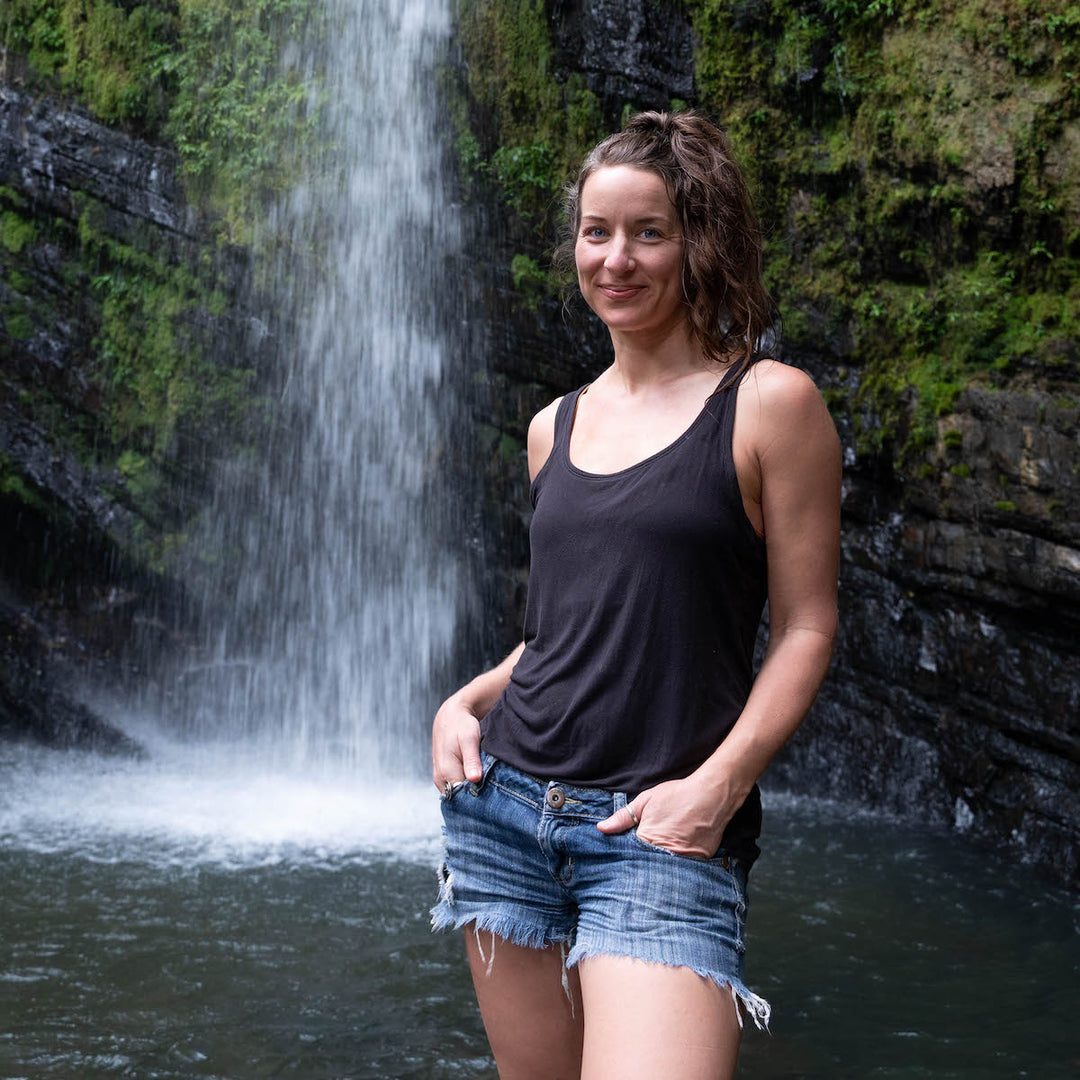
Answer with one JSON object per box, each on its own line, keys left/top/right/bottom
{"left": 546, "top": 787, "right": 566, "bottom": 809}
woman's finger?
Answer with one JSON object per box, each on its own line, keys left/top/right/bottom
{"left": 596, "top": 800, "right": 642, "bottom": 834}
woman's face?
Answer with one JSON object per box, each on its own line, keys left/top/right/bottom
{"left": 574, "top": 165, "right": 686, "bottom": 339}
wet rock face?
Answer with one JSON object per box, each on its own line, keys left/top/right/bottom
{"left": 0, "top": 85, "right": 191, "bottom": 240}
{"left": 551, "top": 0, "right": 696, "bottom": 116}
{"left": 768, "top": 368, "right": 1080, "bottom": 888}
{"left": 0, "top": 600, "right": 146, "bottom": 758}
{"left": 0, "top": 82, "right": 259, "bottom": 749}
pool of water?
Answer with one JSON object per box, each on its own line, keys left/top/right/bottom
{"left": 1, "top": 742, "right": 1077, "bottom": 1079}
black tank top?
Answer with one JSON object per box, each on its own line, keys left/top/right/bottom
{"left": 481, "top": 367, "right": 768, "bottom": 861}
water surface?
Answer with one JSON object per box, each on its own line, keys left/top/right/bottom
{"left": 1, "top": 745, "right": 1076, "bottom": 1079}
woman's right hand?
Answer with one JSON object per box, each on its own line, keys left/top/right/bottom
{"left": 432, "top": 695, "right": 483, "bottom": 791}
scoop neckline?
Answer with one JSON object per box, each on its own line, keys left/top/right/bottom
{"left": 564, "top": 382, "right": 722, "bottom": 480}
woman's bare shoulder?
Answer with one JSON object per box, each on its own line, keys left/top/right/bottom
{"left": 739, "top": 360, "right": 834, "bottom": 450}
{"left": 527, "top": 395, "right": 564, "bottom": 482}
{"left": 742, "top": 358, "right": 820, "bottom": 404}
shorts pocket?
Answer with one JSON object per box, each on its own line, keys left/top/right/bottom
{"left": 613, "top": 791, "right": 734, "bottom": 867}
{"left": 628, "top": 828, "right": 734, "bottom": 869}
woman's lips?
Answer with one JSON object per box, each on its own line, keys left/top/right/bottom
{"left": 598, "top": 284, "right": 644, "bottom": 298}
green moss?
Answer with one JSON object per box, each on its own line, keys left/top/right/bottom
{"left": 7, "top": 269, "right": 33, "bottom": 294}
{"left": 117, "top": 448, "right": 165, "bottom": 519}
{"left": 492, "top": 143, "right": 559, "bottom": 216}
{"left": 452, "top": 0, "right": 607, "bottom": 232}
{"left": 509, "top": 252, "right": 556, "bottom": 309}
{"left": 678, "top": 0, "right": 1080, "bottom": 468}
{"left": 61, "top": 0, "right": 178, "bottom": 128}
{"left": 0, "top": 1, "right": 67, "bottom": 78}
{"left": 2, "top": 1, "right": 177, "bottom": 129}
{"left": 0, "top": 452, "right": 51, "bottom": 515}
{"left": 4, "top": 1, "right": 321, "bottom": 239}
{"left": 4, "top": 309, "right": 35, "bottom": 339}
{"left": 950, "top": 463, "right": 972, "bottom": 477}
{"left": 0, "top": 186, "right": 29, "bottom": 209}
{"left": 40, "top": 196, "right": 255, "bottom": 496}
{"left": 0, "top": 2, "right": 312, "bottom": 575}
{"left": 994, "top": 499, "right": 1018, "bottom": 511}
{"left": 1, "top": 211, "right": 37, "bottom": 254}
{"left": 166, "top": 0, "right": 323, "bottom": 243}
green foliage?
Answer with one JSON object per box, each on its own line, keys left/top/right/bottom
{"left": 2, "top": 0, "right": 310, "bottom": 568}
{"left": 491, "top": 143, "right": 559, "bottom": 215}
{"left": 0, "top": 1, "right": 67, "bottom": 78}
{"left": 0, "top": 195, "right": 255, "bottom": 545}
{"left": 4, "top": 309, "right": 35, "bottom": 339}
{"left": 1, "top": 211, "right": 37, "bottom": 254}
{"left": 78, "top": 208, "right": 255, "bottom": 462}
{"left": 452, "top": 0, "right": 606, "bottom": 232}
{"left": 2, "top": 0, "right": 177, "bottom": 128}
{"left": 60, "top": 0, "right": 178, "bottom": 127}
{"left": 165, "top": 0, "right": 323, "bottom": 242}
{"left": 0, "top": 452, "right": 51, "bottom": 515}
{"left": 509, "top": 251, "right": 557, "bottom": 309}
{"left": 679, "top": 0, "right": 1080, "bottom": 465}
{"left": 3, "top": 1, "right": 321, "bottom": 238}
{"left": 117, "top": 448, "right": 164, "bottom": 510}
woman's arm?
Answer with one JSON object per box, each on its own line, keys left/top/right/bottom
{"left": 693, "top": 363, "right": 841, "bottom": 811}
{"left": 431, "top": 396, "right": 564, "bottom": 790}
{"left": 599, "top": 363, "right": 841, "bottom": 854}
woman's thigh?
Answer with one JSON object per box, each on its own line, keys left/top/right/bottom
{"left": 464, "top": 931, "right": 583, "bottom": 1080}
{"left": 577, "top": 955, "right": 741, "bottom": 1080}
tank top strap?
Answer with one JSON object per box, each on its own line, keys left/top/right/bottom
{"left": 552, "top": 385, "right": 588, "bottom": 449}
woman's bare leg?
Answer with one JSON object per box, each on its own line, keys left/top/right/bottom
{"left": 464, "top": 929, "right": 583, "bottom": 1080}
{"left": 577, "top": 955, "right": 742, "bottom": 1080}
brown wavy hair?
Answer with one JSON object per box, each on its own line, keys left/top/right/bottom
{"left": 555, "top": 110, "right": 778, "bottom": 377}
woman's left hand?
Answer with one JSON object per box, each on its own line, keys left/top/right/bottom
{"left": 595, "top": 772, "right": 745, "bottom": 859}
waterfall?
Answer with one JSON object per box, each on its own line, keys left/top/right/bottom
{"left": 161, "top": 0, "right": 467, "bottom": 777}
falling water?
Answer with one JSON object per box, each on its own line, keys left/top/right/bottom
{"left": 163, "top": 0, "right": 467, "bottom": 775}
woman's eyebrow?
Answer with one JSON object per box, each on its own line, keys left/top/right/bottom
{"left": 580, "top": 213, "right": 672, "bottom": 225}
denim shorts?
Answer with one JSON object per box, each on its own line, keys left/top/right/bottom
{"left": 430, "top": 752, "right": 770, "bottom": 1029}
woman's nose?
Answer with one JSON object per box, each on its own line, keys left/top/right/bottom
{"left": 604, "top": 234, "right": 634, "bottom": 272}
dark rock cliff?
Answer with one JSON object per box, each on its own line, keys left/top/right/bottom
{"left": 0, "top": 83, "right": 265, "bottom": 751}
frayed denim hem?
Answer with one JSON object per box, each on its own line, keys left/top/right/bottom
{"left": 430, "top": 903, "right": 577, "bottom": 1010}
{"left": 429, "top": 903, "right": 570, "bottom": 955}
{"left": 565, "top": 943, "right": 771, "bottom": 1032}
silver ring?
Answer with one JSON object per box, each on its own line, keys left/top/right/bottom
{"left": 626, "top": 803, "right": 639, "bottom": 826}
{"left": 443, "top": 780, "right": 454, "bottom": 798}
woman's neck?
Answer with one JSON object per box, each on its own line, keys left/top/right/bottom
{"left": 605, "top": 321, "right": 717, "bottom": 393}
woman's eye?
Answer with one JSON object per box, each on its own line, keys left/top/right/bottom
{"left": 583, "top": 226, "right": 606, "bottom": 238}
{"left": 641, "top": 228, "right": 659, "bottom": 240}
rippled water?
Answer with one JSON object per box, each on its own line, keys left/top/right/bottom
{"left": 1, "top": 743, "right": 1077, "bottom": 1079}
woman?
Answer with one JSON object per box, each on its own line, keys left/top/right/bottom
{"left": 431, "top": 110, "right": 841, "bottom": 1080}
